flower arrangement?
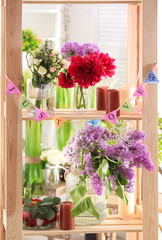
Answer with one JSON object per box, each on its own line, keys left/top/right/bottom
{"left": 22, "top": 28, "right": 41, "bottom": 52}
{"left": 63, "top": 123, "right": 154, "bottom": 219}
{"left": 41, "top": 149, "right": 67, "bottom": 166}
{"left": 23, "top": 196, "right": 61, "bottom": 229}
{"left": 58, "top": 42, "right": 116, "bottom": 110}
{"left": 27, "top": 40, "right": 65, "bottom": 88}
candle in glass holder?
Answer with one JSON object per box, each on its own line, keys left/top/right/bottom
{"left": 60, "top": 201, "right": 74, "bottom": 230}
{"left": 106, "top": 89, "right": 120, "bottom": 116}
{"left": 119, "top": 87, "right": 135, "bottom": 115}
{"left": 96, "top": 86, "right": 109, "bottom": 111}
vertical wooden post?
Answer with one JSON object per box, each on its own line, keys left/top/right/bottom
{"left": 6, "top": 0, "right": 22, "bottom": 239}
{"left": 0, "top": 1, "right": 6, "bottom": 240}
{"left": 142, "top": 0, "right": 158, "bottom": 240}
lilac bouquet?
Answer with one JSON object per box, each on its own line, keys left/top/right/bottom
{"left": 63, "top": 124, "right": 154, "bottom": 219}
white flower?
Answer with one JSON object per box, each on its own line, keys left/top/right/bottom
{"left": 27, "top": 54, "right": 34, "bottom": 66}
{"left": 47, "top": 73, "right": 52, "bottom": 79}
{"left": 36, "top": 218, "right": 44, "bottom": 226}
{"left": 33, "top": 59, "right": 40, "bottom": 65}
{"left": 41, "top": 149, "right": 67, "bottom": 165}
{"left": 38, "top": 66, "right": 47, "bottom": 75}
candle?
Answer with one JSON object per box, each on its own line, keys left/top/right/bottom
{"left": 96, "top": 86, "right": 109, "bottom": 111}
{"left": 119, "top": 87, "right": 135, "bottom": 115}
{"left": 60, "top": 201, "right": 74, "bottom": 230}
{"left": 105, "top": 89, "right": 120, "bottom": 116}
{"left": 118, "top": 192, "right": 135, "bottom": 219}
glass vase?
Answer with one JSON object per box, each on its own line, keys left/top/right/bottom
{"left": 73, "top": 83, "right": 88, "bottom": 112}
{"left": 65, "top": 169, "right": 107, "bottom": 225}
{"left": 29, "top": 81, "right": 55, "bottom": 116}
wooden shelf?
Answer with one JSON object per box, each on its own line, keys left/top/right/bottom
{"left": 23, "top": 0, "right": 142, "bottom": 4}
{"left": 22, "top": 217, "right": 142, "bottom": 236}
{"left": 22, "top": 109, "right": 142, "bottom": 121}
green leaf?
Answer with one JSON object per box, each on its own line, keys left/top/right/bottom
{"left": 38, "top": 206, "right": 48, "bottom": 214}
{"left": 70, "top": 185, "right": 87, "bottom": 204}
{"left": 105, "top": 178, "right": 113, "bottom": 199}
{"left": 36, "top": 200, "right": 43, "bottom": 206}
{"left": 97, "top": 159, "right": 108, "bottom": 182}
{"left": 47, "top": 209, "right": 55, "bottom": 221}
{"left": 23, "top": 205, "right": 31, "bottom": 213}
{"left": 116, "top": 181, "right": 128, "bottom": 205}
{"left": 30, "top": 207, "right": 38, "bottom": 218}
{"left": 71, "top": 198, "right": 88, "bottom": 218}
{"left": 23, "top": 197, "right": 32, "bottom": 205}
{"left": 118, "top": 173, "right": 128, "bottom": 186}
{"left": 31, "top": 181, "right": 37, "bottom": 195}
{"left": 86, "top": 197, "right": 100, "bottom": 219}
{"left": 52, "top": 197, "right": 61, "bottom": 205}
{"left": 41, "top": 201, "right": 54, "bottom": 206}
{"left": 43, "top": 196, "right": 53, "bottom": 202}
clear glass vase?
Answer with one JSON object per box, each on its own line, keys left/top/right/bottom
{"left": 29, "top": 81, "right": 55, "bottom": 116}
{"left": 73, "top": 83, "right": 88, "bottom": 112}
{"left": 65, "top": 170, "right": 107, "bottom": 225}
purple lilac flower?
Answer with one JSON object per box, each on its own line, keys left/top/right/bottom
{"left": 125, "top": 179, "right": 135, "bottom": 193}
{"left": 61, "top": 42, "right": 81, "bottom": 60}
{"left": 127, "top": 130, "right": 146, "bottom": 146}
{"left": 90, "top": 173, "right": 103, "bottom": 195}
{"left": 80, "top": 43, "right": 100, "bottom": 56}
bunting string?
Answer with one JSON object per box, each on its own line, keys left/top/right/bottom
{"left": 5, "top": 64, "right": 159, "bottom": 129}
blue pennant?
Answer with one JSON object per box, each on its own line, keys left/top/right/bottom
{"left": 145, "top": 70, "right": 159, "bottom": 83}
{"left": 87, "top": 119, "right": 100, "bottom": 127}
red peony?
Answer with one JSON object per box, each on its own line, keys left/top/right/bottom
{"left": 28, "top": 218, "right": 37, "bottom": 228}
{"left": 58, "top": 72, "right": 74, "bottom": 89}
{"left": 23, "top": 210, "right": 31, "bottom": 221}
{"left": 68, "top": 53, "right": 103, "bottom": 89}
{"left": 99, "top": 52, "right": 116, "bottom": 78}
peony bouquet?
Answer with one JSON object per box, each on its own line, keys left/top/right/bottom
{"left": 23, "top": 196, "right": 61, "bottom": 230}
{"left": 63, "top": 124, "right": 154, "bottom": 218}
{"left": 41, "top": 149, "right": 67, "bottom": 166}
{"left": 58, "top": 42, "right": 116, "bottom": 110}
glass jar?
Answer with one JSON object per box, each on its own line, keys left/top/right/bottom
{"left": 65, "top": 169, "right": 107, "bottom": 225}
{"left": 73, "top": 83, "right": 88, "bottom": 112}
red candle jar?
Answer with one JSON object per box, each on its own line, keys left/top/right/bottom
{"left": 96, "top": 86, "right": 109, "bottom": 111}
{"left": 105, "top": 89, "right": 120, "bottom": 116}
{"left": 60, "top": 201, "right": 74, "bottom": 230}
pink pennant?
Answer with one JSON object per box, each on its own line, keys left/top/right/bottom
{"left": 5, "top": 80, "right": 21, "bottom": 95}
{"left": 101, "top": 110, "right": 117, "bottom": 125}
{"left": 36, "top": 108, "right": 49, "bottom": 122}
{"left": 133, "top": 84, "right": 147, "bottom": 97}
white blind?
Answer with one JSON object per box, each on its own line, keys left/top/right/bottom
{"left": 97, "top": 4, "right": 128, "bottom": 88}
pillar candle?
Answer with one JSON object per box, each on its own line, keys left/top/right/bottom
{"left": 118, "top": 192, "right": 135, "bottom": 219}
{"left": 96, "top": 86, "right": 109, "bottom": 111}
{"left": 119, "top": 87, "right": 135, "bottom": 115}
{"left": 105, "top": 89, "right": 120, "bottom": 116}
{"left": 60, "top": 201, "right": 74, "bottom": 230}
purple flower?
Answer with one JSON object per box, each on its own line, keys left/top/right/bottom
{"left": 80, "top": 43, "right": 100, "bottom": 56}
{"left": 61, "top": 42, "right": 81, "bottom": 60}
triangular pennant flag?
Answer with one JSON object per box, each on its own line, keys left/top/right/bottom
{"left": 145, "top": 70, "right": 159, "bottom": 83}
{"left": 87, "top": 119, "right": 100, "bottom": 127}
{"left": 119, "top": 99, "right": 134, "bottom": 112}
{"left": 19, "top": 96, "right": 33, "bottom": 110}
{"left": 133, "top": 84, "right": 147, "bottom": 97}
{"left": 5, "top": 81, "right": 21, "bottom": 95}
{"left": 101, "top": 110, "right": 117, "bottom": 125}
{"left": 52, "top": 117, "right": 66, "bottom": 129}
{"left": 36, "top": 108, "right": 49, "bottom": 122}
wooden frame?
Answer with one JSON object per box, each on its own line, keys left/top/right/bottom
{"left": 0, "top": 0, "right": 158, "bottom": 239}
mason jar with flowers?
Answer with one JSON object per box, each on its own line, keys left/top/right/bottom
{"left": 58, "top": 42, "right": 116, "bottom": 112}
{"left": 62, "top": 123, "right": 155, "bottom": 225}
{"left": 27, "top": 40, "right": 65, "bottom": 115}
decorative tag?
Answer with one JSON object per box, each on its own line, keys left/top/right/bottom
{"left": 87, "top": 119, "right": 100, "bottom": 127}
{"left": 133, "top": 84, "right": 147, "bottom": 97}
{"left": 52, "top": 117, "right": 66, "bottom": 129}
{"left": 19, "top": 96, "right": 33, "bottom": 110}
{"left": 5, "top": 81, "right": 21, "bottom": 95}
{"left": 101, "top": 110, "right": 117, "bottom": 125}
{"left": 145, "top": 70, "right": 159, "bottom": 83}
{"left": 36, "top": 108, "right": 49, "bottom": 122}
{"left": 119, "top": 99, "right": 134, "bottom": 112}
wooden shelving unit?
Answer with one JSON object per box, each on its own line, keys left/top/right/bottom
{"left": 0, "top": 0, "right": 158, "bottom": 240}
{"left": 22, "top": 109, "right": 142, "bottom": 120}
